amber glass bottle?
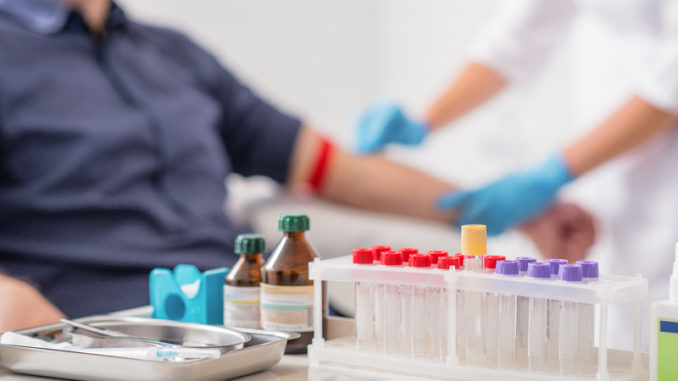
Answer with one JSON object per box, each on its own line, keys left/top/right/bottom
{"left": 224, "top": 234, "right": 265, "bottom": 329}
{"left": 261, "top": 214, "right": 319, "bottom": 354}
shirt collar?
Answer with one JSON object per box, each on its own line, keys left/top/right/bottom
{"left": 0, "top": 0, "right": 127, "bottom": 35}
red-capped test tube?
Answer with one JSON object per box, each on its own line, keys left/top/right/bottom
{"left": 481, "top": 255, "right": 506, "bottom": 366}
{"left": 407, "top": 254, "right": 431, "bottom": 358}
{"left": 399, "top": 248, "right": 418, "bottom": 263}
{"left": 371, "top": 245, "right": 391, "bottom": 263}
{"left": 436, "top": 255, "right": 461, "bottom": 361}
{"left": 353, "top": 248, "right": 375, "bottom": 350}
{"left": 380, "top": 251, "right": 403, "bottom": 354}
{"left": 428, "top": 250, "right": 449, "bottom": 265}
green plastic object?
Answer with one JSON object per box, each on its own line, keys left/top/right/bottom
{"left": 235, "top": 234, "right": 266, "bottom": 255}
{"left": 658, "top": 318, "right": 678, "bottom": 379}
{"left": 278, "top": 214, "right": 310, "bottom": 233}
{"left": 149, "top": 264, "right": 229, "bottom": 325}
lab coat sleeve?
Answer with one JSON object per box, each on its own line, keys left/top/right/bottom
{"left": 635, "top": 1, "right": 678, "bottom": 115}
{"left": 467, "top": 0, "right": 577, "bottom": 85}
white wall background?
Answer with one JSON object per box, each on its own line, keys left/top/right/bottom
{"left": 117, "top": 0, "right": 576, "bottom": 188}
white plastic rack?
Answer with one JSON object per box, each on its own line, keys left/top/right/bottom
{"left": 307, "top": 255, "right": 648, "bottom": 381}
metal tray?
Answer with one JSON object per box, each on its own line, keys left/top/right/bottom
{"left": 0, "top": 317, "right": 297, "bottom": 381}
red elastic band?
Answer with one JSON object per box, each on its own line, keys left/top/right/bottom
{"left": 308, "top": 137, "right": 333, "bottom": 192}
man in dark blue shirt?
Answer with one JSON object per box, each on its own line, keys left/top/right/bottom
{"left": 0, "top": 0, "right": 468, "bottom": 327}
{"left": 0, "top": 0, "right": 595, "bottom": 330}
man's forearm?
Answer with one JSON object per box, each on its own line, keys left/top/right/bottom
{"left": 288, "top": 127, "right": 455, "bottom": 222}
{"left": 425, "top": 62, "right": 507, "bottom": 130}
{"left": 564, "top": 96, "right": 678, "bottom": 176}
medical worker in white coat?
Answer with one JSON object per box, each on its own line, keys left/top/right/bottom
{"left": 357, "top": 0, "right": 678, "bottom": 350}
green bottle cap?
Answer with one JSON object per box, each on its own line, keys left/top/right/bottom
{"left": 234, "top": 234, "right": 266, "bottom": 255}
{"left": 278, "top": 214, "right": 310, "bottom": 233}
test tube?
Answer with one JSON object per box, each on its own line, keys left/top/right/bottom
{"left": 427, "top": 250, "right": 448, "bottom": 361}
{"left": 496, "top": 260, "right": 519, "bottom": 368}
{"left": 515, "top": 257, "right": 536, "bottom": 368}
{"left": 483, "top": 255, "right": 506, "bottom": 367}
{"left": 372, "top": 245, "right": 391, "bottom": 263}
{"left": 397, "top": 248, "right": 417, "bottom": 356}
{"left": 576, "top": 260, "right": 599, "bottom": 374}
{"left": 527, "top": 262, "right": 551, "bottom": 371}
{"left": 455, "top": 253, "right": 465, "bottom": 269}
{"left": 399, "top": 248, "right": 418, "bottom": 263}
{"left": 461, "top": 225, "right": 487, "bottom": 366}
{"left": 546, "top": 258, "right": 567, "bottom": 367}
{"left": 353, "top": 248, "right": 376, "bottom": 350}
{"left": 558, "top": 264, "right": 583, "bottom": 375}
{"left": 375, "top": 251, "right": 401, "bottom": 351}
{"left": 408, "top": 254, "right": 431, "bottom": 358}
{"left": 437, "top": 256, "right": 461, "bottom": 363}
{"left": 428, "top": 250, "right": 449, "bottom": 265}
{"left": 381, "top": 251, "right": 404, "bottom": 354}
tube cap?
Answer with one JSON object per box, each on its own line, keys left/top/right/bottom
{"left": 461, "top": 224, "right": 486, "bottom": 256}
{"left": 515, "top": 257, "right": 537, "bottom": 272}
{"left": 427, "top": 250, "right": 448, "bottom": 265}
{"left": 558, "top": 264, "right": 583, "bottom": 282}
{"left": 527, "top": 262, "right": 551, "bottom": 279}
{"left": 398, "top": 248, "right": 418, "bottom": 262}
{"left": 495, "top": 260, "right": 519, "bottom": 275}
{"left": 483, "top": 255, "right": 506, "bottom": 270}
{"left": 437, "top": 256, "right": 460, "bottom": 270}
{"left": 234, "top": 234, "right": 266, "bottom": 255}
{"left": 408, "top": 254, "right": 431, "bottom": 268}
{"left": 576, "top": 260, "right": 599, "bottom": 279}
{"left": 547, "top": 259, "right": 568, "bottom": 275}
{"left": 353, "top": 248, "right": 374, "bottom": 264}
{"left": 381, "top": 251, "right": 403, "bottom": 266}
{"left": 278, "top": 214, "right": 310, "bottom": 232}
{"left": 372, "top": 245, "right": 391, "bottom": 262}
{"left": 454, "top": 253, "right": 465, "bottom": 268}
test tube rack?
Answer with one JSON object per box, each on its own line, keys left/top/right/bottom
{"left": 307, "top": 256, "right": 648, "bottom": 381}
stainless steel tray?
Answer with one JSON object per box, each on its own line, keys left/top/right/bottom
{"left": 0, "top": 317, "right": 296, "bottom": 381}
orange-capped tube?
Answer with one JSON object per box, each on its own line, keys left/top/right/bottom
{"left": 461, "top": 224, "right": 487, "bottom": 256}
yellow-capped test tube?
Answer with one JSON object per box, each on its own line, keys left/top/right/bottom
{"left": 461, "top": 224, "right": 487, "bottom": 257}
{"left": 461, "top": 224, "right": 486, "bottom": 272}
{"left": 461, "top": 224, "right": 487, "bottom": 365}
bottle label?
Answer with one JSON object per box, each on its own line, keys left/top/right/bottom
{"left": 223, "top": 285, "right": 260, "bottom": 329}
{"left": 658, "top": 318, "right": 678, "bottom": 379}
{"left": 260, "top": 283, "right": 314, "bottom": 332}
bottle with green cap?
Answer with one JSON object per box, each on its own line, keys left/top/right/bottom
{"left": 224, "top": 234, "right": 265, "bottom": 329}
{"left": 261, "top": 214, "right": 319, "bottom": 354}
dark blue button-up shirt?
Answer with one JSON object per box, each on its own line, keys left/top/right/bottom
{"left": 0, "top": 0, "right": 301, "bottom": 317}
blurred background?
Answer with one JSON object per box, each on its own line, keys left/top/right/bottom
{"left": 115, "top": 0, "right": 591, "bottom": 271}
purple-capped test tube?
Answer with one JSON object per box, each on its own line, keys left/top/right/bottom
{"left": 496, "top": 260, "right": 519, "bottom": 368}
{"left": 577, "top": 260, "right": 599, "bottom": 282}
{"left": 558, "top": 264, "right": 584, "bottom": 375}
{"left": 516, "top": 257, "right": 537, "bottom": 275}
{"left": 514, "top": 257, "right": 536, "bottom": 367}
{"left": 576, "top": 260, "right": 598, "bottom": 374}
{"left": 527, "top": 262, "right": 551, "bottom": 371}
{"left": 546, "top": 259, "right": 568, "bottom": 368}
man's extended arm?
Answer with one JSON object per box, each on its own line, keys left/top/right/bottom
{"left": 288, "top": 127, "right": 456, "bottom": 223}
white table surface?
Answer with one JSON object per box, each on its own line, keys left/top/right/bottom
{"left": 0, "top": 353, "right": 435, "bottom": 381}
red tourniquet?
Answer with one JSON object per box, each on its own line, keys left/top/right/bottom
{"left": 308, "top": 137, "right": 333, "bottom": 192}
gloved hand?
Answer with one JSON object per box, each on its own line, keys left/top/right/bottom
{"left": 356, "top": 102, "right": 428, "bottom": 154}
{"left": 438, "top": 154, "right": 575, "bottom": 236}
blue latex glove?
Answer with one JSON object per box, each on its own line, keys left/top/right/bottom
{"left": 356, "top": 102, "right": 428, "bottom": 154}
{"left": 438, "top": 154, "right": 575, "bottom": 236}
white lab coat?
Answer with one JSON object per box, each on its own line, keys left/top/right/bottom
{"left": 469, "top": 0, "right": 678, "bottom": 350}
